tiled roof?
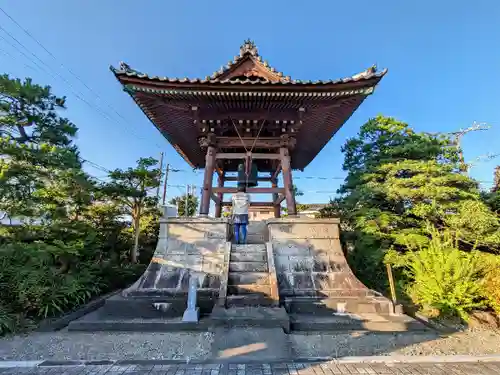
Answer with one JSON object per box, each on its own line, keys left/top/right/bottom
{"left": 110, "top": 39, "right": 386, "bottom": 86}
{"left": 208, "top": 39, "right": 290, "bottom": 82}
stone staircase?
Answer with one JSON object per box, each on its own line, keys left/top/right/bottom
{"left": 227, "top": 243, "right": 274, "bottom": 307}
{"left": 226, "top": 221, "right": 275, "bottom": 307}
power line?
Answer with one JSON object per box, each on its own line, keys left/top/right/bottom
{"left": 0, "top": 25, "right": 119, "bottom": 126}
{"left": 0, "top": 10, "right": 165, "bottom": 151}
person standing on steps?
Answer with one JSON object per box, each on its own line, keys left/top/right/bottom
{"left": 231, "top": 185, "right": 251, "bottom": 244}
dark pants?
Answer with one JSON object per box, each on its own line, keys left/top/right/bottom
{"left": 233, "top": 214, "right": 248, "bottom": 244}
{"left": 234, "top": 223, "right": 248, "bottom": 244}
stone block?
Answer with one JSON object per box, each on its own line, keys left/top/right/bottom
{"left": 276, "top": 273, "right": 293, "bottom": 292}
{"left": 201, "top": 255, "right": 223, "bottom": 274}
{"left": 268, "top": 222, "right": 339, "bottom": 240}
{"left": 199, "top": 274, "right": 220, "bottom": 289}
{"left": 137, "top": 262, "right": 162, "bottom": 289}
{"left": 274, "top": 255, "right": 291, "bottom": 273}
{"left": 291, "top": 272, "right": 314, "bottom": 290}
{"left": 312, "top": 255, "right": 330, "bottom": 272}
{"left": 288, "top": 256, "right": 314, "bottom": 272}
{"left": 165, "top": 238, "right": 224, "bottom": 256}
{"left": 228, "top": 272, "right": 269, "bottom": 286}
{"left": 167, "top": 222, "right": 227, "bottom": 239}
{"left": 229, "top": 262, "right": 268, "bottom": 272}
{"left": 305, "top": 239, "right": 344, "bottom": 256}
{"left": 272, "top": 242, "right": 311, "bottom": 256}
{"left": 227, "top": 284, "right": 271, "bottom": 295}
{"left": 230, "top": 252, "right": 267, "bottom": 262}
{"left": 231, "top": 244, "right": 266, "bottom": 253}
{"left": 155, "top": 268, "right": 183, "bottom": 289}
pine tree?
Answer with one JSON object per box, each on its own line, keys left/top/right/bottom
{"left": 335, "top": 115, "right": 500, "bottom": 288}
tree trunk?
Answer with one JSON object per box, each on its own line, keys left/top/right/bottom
{"left": 131, "top": 203, "right": 142, "bottom": 263}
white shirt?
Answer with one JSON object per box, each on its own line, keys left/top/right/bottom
{"left": 232, "top": 192, "right": 250, "bottom": 215}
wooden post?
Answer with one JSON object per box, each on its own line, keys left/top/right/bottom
{"left": 271, "top": 178, "right": 281, "bottom": 218}
{"left": 280, "top": 147, "right": 296, "bottom": 216}
{"left": 386, "top": 263, "right": 398, "bottom": 313}
{"left": 215, "top": 172, "right": 224, "bottom": 218}
{"left": 200, "top": 145, "right": 216, "bottom": 215}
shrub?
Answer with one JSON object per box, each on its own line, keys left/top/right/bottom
{"left": 0, "top": 304, "right": 17, "bottom": 335}
{"left": 478, "top": 253, "right": 500, "bottom": 314}
{"left": 386, "top": 226, "right": 486, "bottom": 320}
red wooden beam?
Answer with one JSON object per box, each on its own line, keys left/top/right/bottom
{"left": 224, "top": 176, "right": 272, "bottom": 182}
{"left": 216, "top": 153, "right": 281, "bottom": 160}
{"left": 221, "top": 202, "right": 274, "bottom": 207}
{"left": 213, "top": 187, "right": 285, "bottom": 194}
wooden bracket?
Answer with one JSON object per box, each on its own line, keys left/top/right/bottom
{"left": 210, "top": 193, "right": 221, "bottom": 205}
{"left": 273, "top": 194, "right": 286, "bottom": 205}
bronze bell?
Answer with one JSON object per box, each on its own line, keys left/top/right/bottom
{"left": 237, "top": 162, "right": 258, "bottom": 188}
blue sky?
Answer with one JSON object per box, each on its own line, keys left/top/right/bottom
{"left": 1, "top": 1, "right": 499, "bottom": 206}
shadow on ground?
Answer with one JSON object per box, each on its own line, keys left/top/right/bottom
{"left": 0, "top": 220, "right": 473, "bottom": 371}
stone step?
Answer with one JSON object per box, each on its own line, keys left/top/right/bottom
{"left": 284, "top": 297, "right": 397, "bottom": 316}
{"left": 230, "top": 252, "right": 267, "bottom": 262}
{"left": 231, "top": 244, "right": 266, "bottom": 253}
{"left": 228, "top": 272, "right": 270, "bottom": 285}
{"left": 226, "top": 294, "right": 276, "bottom": 307}
{"left": 227, "top": 284, "right": 271, "bottom": 295}
{"left": 246, "top": 234, "right": 266, "bottom": 244}
{"left": 210, "top": 307, "right": 290, "bottom": 332}
{"left": 289, "top": 314, "right": 431, "bottom": 332}
{"left": 229, "top": 261, "right": 268, "bottom": 272}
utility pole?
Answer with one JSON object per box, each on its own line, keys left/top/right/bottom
{"left": 162, "top": 164, "right": 170, "bottom": 206}
{"left": 156, "top": 152, "right": 164, "bottom": 201}
{"left": 449, "top": 122, "right": 490, "bottom": 173}
{"left": 185, "top": 184, "right": 190, "bottom": 217}
{"left": 161, "top": 164, "right": 181, "bottom": 206}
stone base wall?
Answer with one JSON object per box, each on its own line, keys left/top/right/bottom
{"left": 123, "top": 217, "right": 229, "bottom": 297}
{"left": 267, "top": 218, "right": 377, "bottom": 299}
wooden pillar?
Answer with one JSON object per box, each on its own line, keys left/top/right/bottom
{"left": 271, "top": 178, "right": 281, "bottom": 218}
{"left": 214, "top": 172, "right": 225, "bottom": 218}
{"left": 200, "top": 145, "right": 216, "bottom": 216}
{"left": 280, "top": 147, "right": 296, "bottom": 216}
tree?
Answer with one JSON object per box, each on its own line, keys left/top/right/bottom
{"left": 0, "top": 74, "right": 84, "bottom": 221}
{"left": 169, "top": 193, "right": 199, "bottom": 217}
{"left": 334, "top": 115, "right": 500, "bottom": 289}
{"left": 101, "top": 157, "right": 160, "bottom": 263}
{"left": 292, "top": 184, "right": 304, "bottom": 197}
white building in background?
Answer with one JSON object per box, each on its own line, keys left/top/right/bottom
{"left": 296, "top": 204, "right": 327, "bottom": 218}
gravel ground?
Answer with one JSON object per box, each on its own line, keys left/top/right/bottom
{"left": 291, "top": 329, "right": 500, "bottom": 357}
{"left": 0, "top": 331, "right": 213, "bottom": 361}
{"left": 394, "top": 328, "right": 500, "bottom": 356}
{"left": 1, "top": 329, "right": 500, "bottom": 361}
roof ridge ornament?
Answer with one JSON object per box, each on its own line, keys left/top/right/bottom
{"left": 351, "top": 64, "right": 378, "bottom": 80}
{"left": 114, "top": 61, "right": 143, "bottom": 76}
{"left": 240, "top": 39, "right": 258, "bottom": 57}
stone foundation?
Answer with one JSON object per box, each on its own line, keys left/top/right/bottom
{"left": 267, "top": 218, "right": 398, "bottom": 315}
{"left": 101, "top": 215, "right": 230, "bottom": 318}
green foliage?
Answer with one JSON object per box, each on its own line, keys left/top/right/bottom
{"left": 292, "top": 185, "right": 303, "bottom": 197}
{"left": 0, "top": 74, "right": 157, "bottom": 335}
{"left": 386, "top": 227, "right": 486, "bottom": 320}
{"left": 296, "top": 204, "right": 309, "bottom": 213}
{"left": 477, "top": 253, "right": 500, "bottom": 314}
{"left": 330, "top": 115, "right": 500, "bottom": 291}
{"left": 169, "top": 194, "right": 199, "bottom": 217}
{"left": 0, "top": 304, "right": 17, "bottom": 336}
{"left": 100, "top": 157, "right": 161, "bottom": 262}
{"left": 317, "top": 198, "right": 342, "bottom": 218}
{"left": 482, "top": 190, "right": 500, "bottom": 216}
